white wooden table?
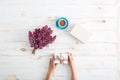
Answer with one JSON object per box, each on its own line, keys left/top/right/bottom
{"left": 0, "top": 0, "right": 120, "bottom": 80}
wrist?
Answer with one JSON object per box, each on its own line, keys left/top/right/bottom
{"left": 47, "top": 71, "right": 53, "bottom": 76}
{"left": 70, "top": 64, "right": 75, "bottom": 71}
{"left": 69, "top": 63, "right": 74, "bottom": 69}
{"left": 47, "top": 69, "right": 54, "bottom": 76}
{"left": 71, "top": 66, "right": 74, "bottom": 70}
{"left": 46, "top": 72, "right": 52, "bottom": 80}
{"left": 48, "top": 68, "right": 54, "bottom": 73}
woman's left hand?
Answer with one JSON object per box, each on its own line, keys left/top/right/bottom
{"left": 48, "top": 56, "right": 57, "bottom": 74}
{"left": 45, "top": 56, "right": 57, "bottom": 80}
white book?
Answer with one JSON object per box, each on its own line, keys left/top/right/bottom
{"left": 69, "top": 25, "right": 92, "bottom": 43}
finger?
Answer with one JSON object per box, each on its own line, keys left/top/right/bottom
{"left": 68, "top": 53, "right": 70, "bottom": 57}
{"left": 56, "top": 56, "right": 59, "bottom": 59}
{"left": 52, "top": 57, "right": 55, "bottom": 61}
{"left": 62, "top": 59, "right": 65, "bottom": 65}
{"left": 68, "top": 53, "right": 71, "bottom": 59}
{"left": 68, "top": 54, "right": 70, "bottom": 59}
{"left": 49, "top": 58, "right": 52, "bottom": 65}
{"left": 57, "top": 56, "right": 61, "bottom": 60}
{"left": 53, "top": 55, "right": 55, "bottom": 59}
{"left": 68, "top": 54, "right": 73, "bottom": 61}
{"left": 51, "top": 56, "right": 56, "bottom": 64}
{"left": 69, "top": 53, "right": 73, "bottom": 58}
{"left": 55, "top": 63, "right": 57, "bottom": 66}
{"left": 61, "top": 60, "right": 64, "bottom": 65}
{"left": 62, "top": 62, "right": 65, "bottom": 65}
{"left": 69, "top": 53, "right": 72, "bottom": 56}
{"left": 51, "top": 57, "right": 54, "bottom": 63}
{"left": 53, "top": 56, "right": 56, "bottom": 61}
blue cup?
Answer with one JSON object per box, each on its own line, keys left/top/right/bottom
{"left": 55, "top": 17, "right": 69, "bottom": 30}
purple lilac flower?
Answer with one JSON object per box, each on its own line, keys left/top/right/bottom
{"left": 28, "top": 25, "right": 56, "bottom": 54}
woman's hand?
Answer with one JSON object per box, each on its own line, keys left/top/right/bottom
{"left": 48, "top": 56, "right": 57, "bottom": 74}
{"left": 45, "top": 56, "right": 57, "bottom": 80}
{"left": 68, "top": 53, "right": 77, "bottom": 80}
{"left": 68, "top": 53, "right": 74, "bottom": 69}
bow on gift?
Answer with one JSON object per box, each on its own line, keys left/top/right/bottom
{"left": 56, "top": 53, "right": 68, "bottom": 64}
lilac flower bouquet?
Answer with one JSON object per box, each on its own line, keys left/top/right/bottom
{"left": 28, "top": 25, "right": 56, "bottom": 54}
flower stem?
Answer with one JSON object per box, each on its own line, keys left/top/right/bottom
{"left": 32, "top": 48, "right": 36, "bottom": 54}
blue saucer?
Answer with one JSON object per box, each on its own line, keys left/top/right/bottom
{"left": 55, "top": 17, "right": 69, "bottom": 30}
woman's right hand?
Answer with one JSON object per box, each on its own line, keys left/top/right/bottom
{"left": 68, "top": 53, "right": 74, "bottom": 69}
{"left": 68, "top": 53, "right": 77, "bottom": 80}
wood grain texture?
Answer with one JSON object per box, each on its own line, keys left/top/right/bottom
{"left": 0, "top": 0, "right": 119, "bottom": 80}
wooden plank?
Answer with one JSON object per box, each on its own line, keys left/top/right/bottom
{"left": 75, "top": 56, "right": 117, "bottom": 69}
{"left": 0, "top": 56, "right": 118, "bottom": 80}
{"left": 76, "top": 69, "right": 119, "bottom": 80}
{"left": 0, "top": 18, "right": 117, "bottom": 30}
{"left": 0, "top": 42, "right": 117, "bottom": 56}
{"left": 0, "top": 5, "right": 117, "bottom": 18}
{"left": 0, "top": 30, "right": 117, "bottom": 43}
{"left": 0, "top": 0, "right": 119, "bottom": 80}
{"left": 0, "top": 0, "right": 117, "bottom": 6}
